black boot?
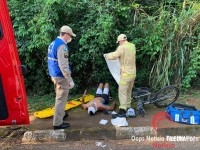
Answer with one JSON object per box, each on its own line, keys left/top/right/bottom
{"left": 63, "top": 111, "right": 69, "bottom": 119}
{"left": 53, "top": 122, "right": 70, "bottom": 130}
{"left": 112, "top": 108, "right": 126, "bottom": 118}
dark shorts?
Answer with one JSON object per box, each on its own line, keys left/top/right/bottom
{"left": 95, "top": 94, "right": 109, "bottom": 104}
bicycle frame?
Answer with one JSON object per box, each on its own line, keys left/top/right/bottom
{"left": 132, "top": 85, "right": 180, "bottom": 117}
{"left": 132, "top": 90, "right": 154, "bottom": 105}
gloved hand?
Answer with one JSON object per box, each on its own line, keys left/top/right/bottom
{"left": 69, "top": 80, "right": 75, "bottom": 89}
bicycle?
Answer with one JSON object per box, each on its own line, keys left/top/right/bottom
{"left": 132, "top": 85, "right": 180, "bottom": 117}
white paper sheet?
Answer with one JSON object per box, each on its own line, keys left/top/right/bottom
{"left": 105, "top": 58, "right": 120, "bottom": 85}
{"left": 111, "top": 117, "right": 128, "bottom": 127}
{"left": 99, "top": 119, "right": 108, "bottom": 125}
{"left": 96, "top": 142, "right": 107, "bottom": 148}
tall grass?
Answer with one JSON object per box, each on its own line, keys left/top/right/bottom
{"left": 137, "top": 2, "right": 200, "bottom": 89}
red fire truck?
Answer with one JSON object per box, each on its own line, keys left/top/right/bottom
{"left": 0, "top": 0, "right": 30, "bottom": 126}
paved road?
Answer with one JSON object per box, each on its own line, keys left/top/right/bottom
{"left": 1, "top": 139, "right": 200, "bottom": 150}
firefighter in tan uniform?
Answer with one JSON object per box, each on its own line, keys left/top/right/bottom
{"left": 48, "top": 26, "right": 76, "bottom": 129}
{"left": 104, "top": 34, "right": 136, "bottom": 118}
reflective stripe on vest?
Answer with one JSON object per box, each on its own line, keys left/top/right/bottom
{"left": 48, "top": 57, "right": 58, "bottom": 61}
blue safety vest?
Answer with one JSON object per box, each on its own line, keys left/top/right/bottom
{"left": 48, "top": 38, "right": 67, "bottom": 77}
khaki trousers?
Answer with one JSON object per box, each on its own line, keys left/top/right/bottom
{"left": 118, "top": 76, "right": 135, "bottom": 110}
{"left": 51, "top": 77, "right": 69, "bottom": 126}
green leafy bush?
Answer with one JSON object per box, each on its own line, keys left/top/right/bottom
{"left": 7, "top": 0, "right": 200, "bottom": 95}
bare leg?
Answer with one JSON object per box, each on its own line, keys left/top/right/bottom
{"left": 96, "top": 83, "right": 103, "bottom": 94}
{"left": 103, "top": 83, "right": 109, "bottom": 95}
{"left": 98, "top": 83, "right": 104, "bottom": 89}
{"left": 104, "top": 83, "right": 109, "bottom": 89}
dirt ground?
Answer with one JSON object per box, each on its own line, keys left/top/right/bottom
{"left": 2, "top": 139, "right": 200, "bottom": 150}
{"left": 26, "top": 95, "right": 200, "bottom": 130}
{"left": 0, "top": 95, "right": 200, "bottom": 146}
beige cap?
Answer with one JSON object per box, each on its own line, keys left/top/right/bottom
{"left": 116, "top": 34, "right": 127, "bottom": 43}
{"left": 60, "top": 25, "right": 76, "bottom": 37}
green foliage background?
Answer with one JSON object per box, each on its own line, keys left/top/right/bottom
{"left": 7, "top": 0, "right": 200, "bottom": 95}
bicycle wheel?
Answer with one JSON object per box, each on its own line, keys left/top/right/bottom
{"left": 154, "top": 85, "right": 179, "bottom": 108}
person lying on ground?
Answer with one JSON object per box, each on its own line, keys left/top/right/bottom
{"left": 82, "top": 83, "right": 116, "bottom": 115}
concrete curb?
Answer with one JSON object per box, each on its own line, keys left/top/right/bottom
{"left": 21, "top": 126, "right": 157, "bottom": 143}
{"left": 21, "top": 126, "right": 200, "bottom": 143}
{"left": 2, "top": 125, "right": 200, "bottom": 143}
{"left": 22, "top": 126, "right": 187, "bottom": 143}
{"left": 22, "top": 127, "right": 116, "bottom": 143}
{"left": 115, "top": 126, "right": 156, "bottom": 139}
{"left": 157, "top": 126, "right": 200, "bottom": 136}
{"left": 22, "top": 130, "right": 66, "bottom": 143}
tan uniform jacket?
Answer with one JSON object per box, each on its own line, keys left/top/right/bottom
{"left": 106, "top": 41, "right": 136, "bottom": 77}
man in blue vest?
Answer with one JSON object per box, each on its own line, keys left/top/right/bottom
{"left": 48, "top": 25, "right": 76, "bottom": 129}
